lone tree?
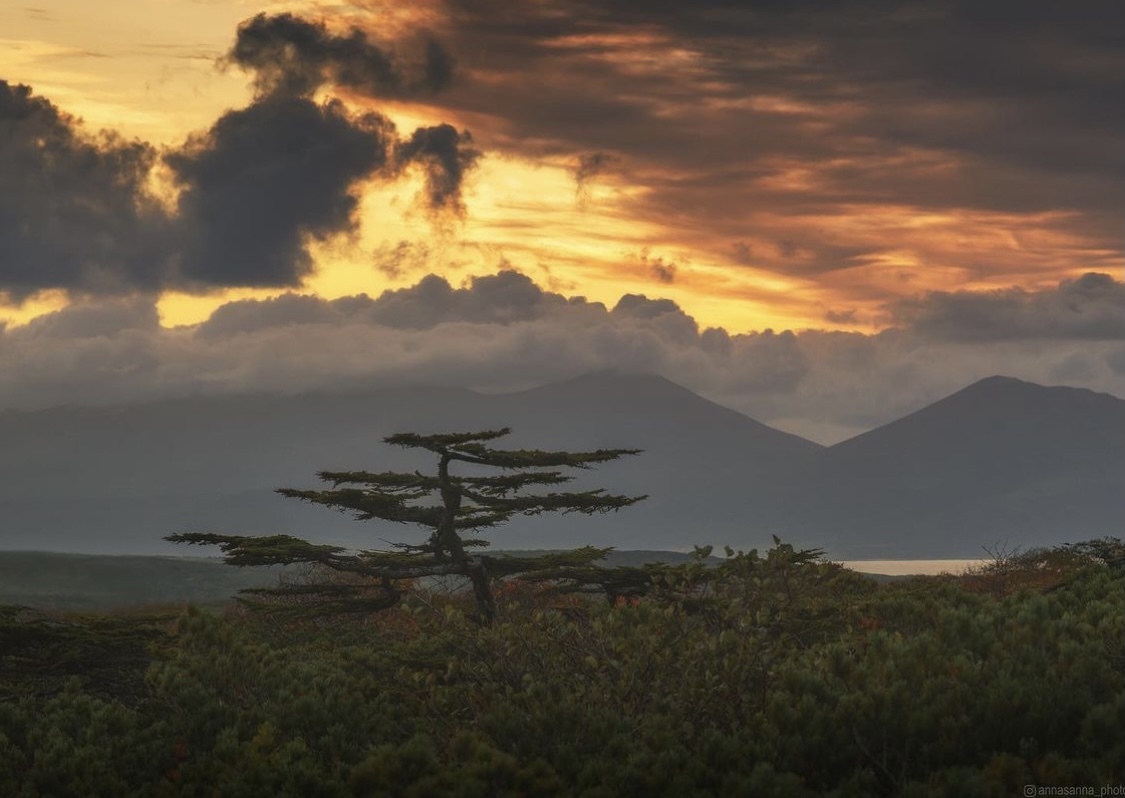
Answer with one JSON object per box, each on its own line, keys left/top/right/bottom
{"left": 169, "top": 428, "right": 645, "bottom": 623}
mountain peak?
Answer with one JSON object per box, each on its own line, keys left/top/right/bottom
{"left": 830, "top": 373, "right": 1124, "bottom": 456}
{"left": 950, "top": 374, "right": 1122, "bottom": 407}
{"left": 496, "top": 371, "right": 825, "bottom": 457}
{"left": 967, "top": 375, "right": 1032, "bottom": 389}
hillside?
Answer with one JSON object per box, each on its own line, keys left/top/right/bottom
{"left": 777, "top": 377, "right": 1125, "bottom": 557}
{"left": 0, "top": 372, "right": 820, "bottom": 554}
{"left": 0, "top": 372, "right": 1119, "bottom": 558}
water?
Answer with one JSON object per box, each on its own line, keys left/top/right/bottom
{"left": 840, "top": 559, "right": 984, "bottom": 576}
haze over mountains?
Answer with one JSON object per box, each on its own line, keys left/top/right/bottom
{"left": 0, "top": 372, "right": 1119, "bottom": 559}
{"left": 776, "top": 376, "right": 1124, "bottom": 557}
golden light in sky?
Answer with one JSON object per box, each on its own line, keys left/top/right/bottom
{"left": 0, "top": 0, "right": 1120, "bottom": 337}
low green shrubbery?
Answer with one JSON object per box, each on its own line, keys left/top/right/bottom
{"left": 1, "top": 540, "right": 1122, "bottom": 796}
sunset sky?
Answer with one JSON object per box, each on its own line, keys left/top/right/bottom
{"left": 1, "top": 0, "right": 1122, "bottom": 442}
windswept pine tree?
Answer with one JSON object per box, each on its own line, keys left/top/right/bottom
{"left": 169, "top": 428, "right": 645, "bottom": 622}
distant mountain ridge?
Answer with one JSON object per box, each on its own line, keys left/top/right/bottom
{"left": 0, "top": 372, "right": 1119, "bottom": 558}
{"left": 785, "top": 375, "right": 1124, "bottom": 557}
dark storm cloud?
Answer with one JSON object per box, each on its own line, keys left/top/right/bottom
{"left": 167, "top": 96, "right": 394, "bottom": 287}
{"left": 163, "top": 11, "right": 473, "bottom": 286}
{"left": 887, "top": 272, "right": 1125, "bottom": 341}
{"left": 228, "top": 12, "right": 454, "bottom": 99}
{"left": 0, "top": 11, "right": 473, "bottom": 298}
{"left": 0, "top": 81, "right": 170, "bottom": 299}
{"left": 393, "top": 124, "right": 481, "bottom": 213}
{"left": 0, "top": 79, "right": 410, "bottom": 295}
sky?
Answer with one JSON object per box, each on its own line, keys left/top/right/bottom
{"left": 0, "top": 0, "right": 1122, "bottom": 443}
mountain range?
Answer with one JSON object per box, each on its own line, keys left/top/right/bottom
{"left": 0, "top": 372, "right": 1119, "bottom": 559}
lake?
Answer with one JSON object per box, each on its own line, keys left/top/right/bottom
{"left": 840, "top": 559, "right": 985, "bottom": 576}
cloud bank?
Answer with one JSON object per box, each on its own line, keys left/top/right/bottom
{"left": 885, "top": 272, "right": 1125, "bottom": 342}
{"left": 3, "top": 271, "right": 1121, "bottom": 444}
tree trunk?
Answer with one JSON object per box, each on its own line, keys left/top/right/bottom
{"left": 438, "top": 454, "right": 497, "bottom": 624}
{"left": 467, "top": 560, "right": 497, "bottom": 625}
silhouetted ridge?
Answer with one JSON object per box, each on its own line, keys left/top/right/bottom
{"left": 781, "top": 375, "right": 1125, "bottom": 557}
{"left": 511, "top": 370, "right": 823, "bottom": 454}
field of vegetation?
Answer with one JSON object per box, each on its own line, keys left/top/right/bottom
{"left": 1, "top": 539, "right": 1122, "bottom": 797}
{"left": 0, "top": 552, "right": 295, "bottom": 611}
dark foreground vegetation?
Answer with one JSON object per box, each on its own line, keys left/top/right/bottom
{"left": 1, "top": 539, "right": 1123, "bottom": 797}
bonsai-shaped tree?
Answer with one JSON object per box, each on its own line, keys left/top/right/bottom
{"left": 169, "top": 428, "right": 645, "bottom": 623}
